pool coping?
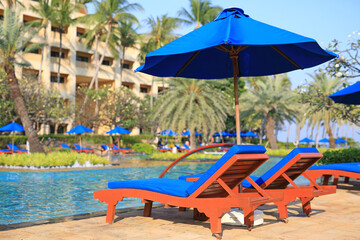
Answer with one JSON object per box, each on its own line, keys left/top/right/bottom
{"left": 0, "top": 204, "right": 164, "bottom": 231}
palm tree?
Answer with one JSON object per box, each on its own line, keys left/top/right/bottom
{"left": 178, "top": 0, "right": 221, "bottom": 29}
{"left": 302, "top": 71, "right": 346, "bottom": 148}
{"left": 0, "top": 7, "right": 44, "bottom": 153}
{"left": 240, "top": 76, "right": 299, "bottom": 149}
{"left": 30, "top": 0, "right": 53, "bottom": 89}
{"left": 51, "top": 0, "right": 79, "bottom": 91}
{"left": 79, "top": 0, "right": 142, "bottom": 114}
{"left": 153, "top": 78, "right": 231, "bottom": 150}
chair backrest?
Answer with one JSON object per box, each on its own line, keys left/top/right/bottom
{"left": 112, "top": 144, "right": 120, "bottom": 150}
{"left": 186, "top": 145, "right": 268, "bottom": 198}
{"left": 101, "top": 144, "right": 109, "bottom": 150}
{"left": 74, "top": 144, "right": 82, "bottom": 150}
{"left": 61, "top": 144, "right": 70, "bottom": 149}
{"left": 255, "top": 148, "right": 322, "bottom": 189}
{"left": 7, "top": 144, "right": 19, "bottom": 151}
{"left": 183, "top": 144, "right": 190, "bottom": 149}
{"left": 175, "top": 144, "right": 181, "bottom": 149}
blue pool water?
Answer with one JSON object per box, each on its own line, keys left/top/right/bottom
{"left": 0, "top": 157, "right": 310, "bottom": 225}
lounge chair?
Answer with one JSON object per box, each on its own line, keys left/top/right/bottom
{"left": 181, "top": 148, "right": 336, "bottom": 224}
{"left": 111, "top": 144, "right": 132, "bottom": 154}
{"left": 94, "top": 145, "right": 282, "bottom": 238}
{"left": 307, "top": 162, "right": 360, "bottom": 186}
{"left": 74, "top": 144, "right": 95, "bottom": 154}
{"left": 7, "top": 144, "right": 27, "bottom": 153}
{"left": 0, "top": 149, "right": 12, "bottom": 155}
{"left": 158, "top": 146, "right": 172, "bottom": 152}
{"left": 182, "top": 144, "right": 190, "bottom": 150}
{"left": 175, "top": 144, "right": 189, "bottom": 152}
{"left": 60, "top": 144, "right": 81, "bottom": 153}
{"left": 101, "top": 144, "right": 121, "bottom": 154}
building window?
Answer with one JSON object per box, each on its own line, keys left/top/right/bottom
{"left": 123, "top": 85, "right": 129, "bottom": 89}
{"left": 0, "top": 15, "right": 3, "bottom": 20}
{"left": 50, "top": 76, "right": 65, "bottom": 83}
{"left": 51, "top": 26, "right": 65, "bottom": 33}
{"left": 102, "top": 60, "right": 111, "bottom": 66}
{"left": 76, "top": 31, "right": 84, "bottom": 37}
{"left": 122, "top": 63, "right": 130, "bottom": 69}
{"left": 140, "top": 87, "right": 148, "bottom": 93}
{"left": 76, "top": 55, "right": 89, "bottom": 62}
{"left": 29, "top": 48, "right": 40, "bottom": 54}
{"left": 51, "top": 51, "right": 65, "bottom": 58}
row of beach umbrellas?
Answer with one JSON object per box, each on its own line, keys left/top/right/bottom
{"left": 299, "top": 137, "right": 348, "bottom": 144}
{"left": 157, "top": 129, "right": 259, "bottom": 138}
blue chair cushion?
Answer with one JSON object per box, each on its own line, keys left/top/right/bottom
{"left": 309, "top": 163, "right": 360, "bottom": 173}
{"left": 248, "top": 148, "right": 319, "bottom": 188}
{"left": 178, "top": 173, "right": 203, "bottom": 181}
{"left": 185, "top": 145, "right": 266, "bottom": 196}
{"left": 108, "top": 178, "right": 193, "bottom": 197}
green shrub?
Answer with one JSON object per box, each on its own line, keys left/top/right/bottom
{"left": 0, "top": 135, "right": 27, "bottom": 148}
{"left": 318, "top": 148, "right": 360, "bottom": 165}
{"left": 132, "top": 143, "right": 156, "bottom": 154}
{"left": 149, "top": 152, "right": 220, "bottom": 160}
{"left": 0, "top": 152, "right": 110, "bottom": 167}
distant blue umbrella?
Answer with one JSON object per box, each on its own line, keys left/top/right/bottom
{"left": 335, "top": 138, "right": 348, "bottom": 144}
{"left": 213, "top": 132, "right": 232, "bottom": 137}
{"left": 157, "top": 129, "right": 178, "bottom": 136}
{"left": 299, "top": 138, "right": 315, "bottom": 143}
{"left": 67, "top": 125, "right": 94, "bottom": 146}
{"left": 0, "top": 122, "right": 24, "bottom": 132}
{"left": 318, "top": 138, "right": 329, "bottom": 143}
{"left": 106, "top": 126, "right": 131, "bottom": 135}
{"left": 329, "top": 81, "right": 360, "bottom": 105}
{"left": 244, "top": 131, "right": 259, "bottom": 137}
{"left": 181, "top": 130, "right": 202, "bottom": 136}
{"left": 0, "top": 122, "right": 25, "bottom": 150}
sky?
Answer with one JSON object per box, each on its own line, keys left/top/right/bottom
{"left": 86, "top": 0, "right": 360, "bottom": 143}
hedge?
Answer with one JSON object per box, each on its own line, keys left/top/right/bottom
{"left": 318, "top": 148, "right": 360, "bottom": 165}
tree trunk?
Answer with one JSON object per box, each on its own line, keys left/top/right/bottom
{"left": 265, "top": 114, "right": 278, "bottom": 149}
{"left": 79, "top": 24, "right": 112, "bottom": 115}
{"left": 57, "top": 30, "right": 63, "bottom": 92}
{"left": 120, "top": 47, "right": 126, "bottom": 87}
{"left": 315, "top": 121, "right": 320, "bottom": 148}
{"left": 190, "top": 130, "right": 196, "bottom": 150}
{"left": 150, "top": 78, "right": 154, "bottom": 109}
{"left": 38, "top": 27, "right": 47, "bottom": 93}
{"left": 326, "top": 122, "right": 336, "bottom": 148}
{"left": 286, "top": 121, "right": 290, "bottom": 149}
{"left": 6, "top": 67, "right": 44, "bottom": 153}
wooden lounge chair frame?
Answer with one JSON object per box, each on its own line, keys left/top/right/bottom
{"left": 74, "top": 144, "right": 95, "bottom": 154}
{"left": 0, "top": 149, "right": 12, "bottom": 155}
{"left": 94, "top": 146, "right": 283, "bottom": 238}
{"left": 6, "top": 144, "right": 27, "bottom": 154}
{"left": 307, "top": 163, "right": 360, "bottom": 186}
{"left": 60, "top": 144, "right": 82, "bottom": 153}
{"left": 111, "top": 144, "right": 132, "bottom": 154}
{"left": 240, "top": 151, "right": 336, "bottom": 222}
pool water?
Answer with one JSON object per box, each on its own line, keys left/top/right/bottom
{"left": 0, "top": 157, "right": 310, "bottom": 225}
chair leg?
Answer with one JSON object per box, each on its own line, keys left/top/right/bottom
{"left": 344, "top": 177, "right": 350, "bottom": 183}
{"left": 300, "top": 197, "right": 313, "bottom": 217}
{"left": 179, "top": 207, "right": 186, "bottom": 212}
{"left": 193, "top": 208, "right": 209, "bottom": 221}
{"left": 106, "top": 201, "right": 118, "bottom": 223}
{"left": 323, "top": 175, "right": 331, "bottom": 185}
{"left": 144, "top": 201, "right": 153, "bottom": 217}
{"left": 333, "top": 177, "right": 339, "bottom": 186}
{"left": 243, "top": 208, "right": 254, "bottom": 231}
{"left": 276, "top": 203, "right": 289, "bottom": 222}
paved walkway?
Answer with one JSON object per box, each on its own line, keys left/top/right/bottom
{"left": 1, "top": 182, "right": 360, "bottom": 240}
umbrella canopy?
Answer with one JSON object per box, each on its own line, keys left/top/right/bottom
{"left": 157, "top": 129, "right": 178, "bottom": 136}
{"left": 318, "top": 138, "right": 329, "bottom": 143}
{"left": 329, "top": 81, "right": 360, "bottom": 105}
{"left": 243, "top": 131, "right": 259, "bottom": 137}
{"left": 181, "top": 130, "right": 202, "bottom": 136}
{"left": 136, "top": 7, "right": 337, "bottom": 144}
{"left": 299, "top": 137, "right": 315, "bottom": 143}
{"left": 106, "top": 126, "right": 131, "bottom": 135}
{"left": 213, "top": 132, "right": 232, "bottom": 137}
{"left": 335, "top": 138, "right": 348, "bottom": 144}
{"left": 0, "top": 122, "right": 24, "bottom": 132}
{"left": 67, "top": 125, "right": 94, "bottom": 134}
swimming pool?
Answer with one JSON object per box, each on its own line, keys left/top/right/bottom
{"left": 0, "top": 157, "right": 310, "bottom": 225}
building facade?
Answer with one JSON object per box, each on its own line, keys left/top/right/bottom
{"left": 1, "top": 0, "right": 163, "bottom": 134}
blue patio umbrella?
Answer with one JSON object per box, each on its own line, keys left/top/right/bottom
{"left": 157, "top": 129, "right": 178, "bottom": 136}
{"left": 329, "top": 81, "right": 360, "bottom": 105}
{"left": 244, "top": 131, "right": 259, "bottom": 137}
{"left": 213, "top": 132, "right": 232, "bottom": 137}
{"left": 136, "top": 7, "right": 337, "bottom": 144}
{"left": 106, "top": 126, "right": 131, "bottom": 135}
{"left": 181, "top": 130, "right": 202, "bottom": 136}
{"left": 318, "top": 138, "right": 329, "bottom": 143}
{"left": 67, "top": 125, "right": 94, "bottom": 145}
{"left": 0, "top": 122, "right": 25, "bottom": 150}
{"left": 335, "top": 138, "right": 348, "bottom": 144}
{"left": 299, "top": 138, "right": 315, "bottom": 143}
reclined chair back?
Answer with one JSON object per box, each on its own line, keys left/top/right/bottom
{"left": 7, "top": 144, "right": 19, "bottom": 151}
{"left": 254, "top": 148, "right": 323, "bottom": 189}
{"left": 187, "top": 145, "right": 268, "bottom": 198}
{"left": 61, "top": 144, "right": 71, "bottom": 149}
{"left": 74, "top": 144, "right": 83, "bottom": 150}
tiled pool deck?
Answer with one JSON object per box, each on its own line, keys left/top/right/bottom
{"left": 1, "top": 181, "right": 360, "bottom": 240}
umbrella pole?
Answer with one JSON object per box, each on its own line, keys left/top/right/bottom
{"left": 231, "top": 55, "right": 241, "bottom": 145}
